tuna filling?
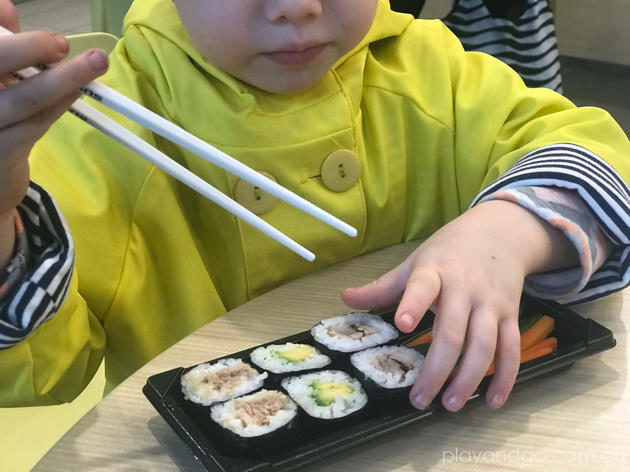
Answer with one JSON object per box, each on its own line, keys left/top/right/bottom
{"left": 199, "top": 364, "right": 257, "bottom": 394}
{"left": 234, "top": 392, "right": 288, "bottom": 427}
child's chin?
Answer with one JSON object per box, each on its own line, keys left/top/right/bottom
{"left": 251, "top": 70, "right": 329, "bottom": 95}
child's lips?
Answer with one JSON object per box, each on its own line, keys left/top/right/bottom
{"left": 262, "top": 43, "right": 328, "bottom": 67}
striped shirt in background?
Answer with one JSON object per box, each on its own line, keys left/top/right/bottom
{"left": 442, "top": 0, "right": 563, "bottom": 92}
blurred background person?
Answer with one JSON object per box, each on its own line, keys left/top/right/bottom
{"left": 391, "top": 0, "right": 563, "bottom": 92}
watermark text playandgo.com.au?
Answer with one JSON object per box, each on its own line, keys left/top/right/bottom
{"left": 442, "top": 447, "right": 629, "bottom": 466}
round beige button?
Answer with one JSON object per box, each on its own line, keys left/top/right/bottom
{"left": 321, "top": 150, "right": 361, "bottom": 192}
{"left": 234, "top": 172, "right": 278, "bottom": 215}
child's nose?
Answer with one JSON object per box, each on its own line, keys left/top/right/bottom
{"left": 265, "top": 0, "right": 323, "bottom": 24}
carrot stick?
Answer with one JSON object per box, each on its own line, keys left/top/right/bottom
{"left": 406, "top": 314, "right": 550, "bottom": 349}
{"left": 406, "top": 328, "right": 432, "bottom": 348}
{"left": 520, "top": 315, "right": 555, "bottom": 350}
{"left": 523, "top": 336, "right": 558, "bottom": 356}
{"left": 486, "top": 337, "right": 558, "bottom": 376}
{"left": 519, "top": 314, "right": 542, "bottom": 334}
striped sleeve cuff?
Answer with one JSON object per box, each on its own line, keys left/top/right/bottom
{"left": 480, "top": 187, "right": 610, "bottom": 302}
{"left": 0, "top": 182, "right": 74, "bottom": 350}
{"left": 471, "top": 143, "right": 630, "bottom": 305}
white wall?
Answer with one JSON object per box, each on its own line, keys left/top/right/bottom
{"left": 556, "top": 0, "right": 630, "bottom": 66}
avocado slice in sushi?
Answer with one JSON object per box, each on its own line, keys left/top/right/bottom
{"left": 250, "top": 343, "right": 331, "bottom": 374}
{"left": 277, "top": 345, "right": 315, "bottom": 363}
{"left": 311, "top": 381, "right": 354, "bottom": 406}
{"left": 282, "top": 370, "right": 368, "bottom": 419}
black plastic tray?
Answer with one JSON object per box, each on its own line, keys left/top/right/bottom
{"left": 143, "top": 296, "right": 616, "bottom": 472}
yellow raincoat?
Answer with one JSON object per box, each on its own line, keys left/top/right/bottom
{"left": 1, "top": 0, "right": 628, "bottom": 405}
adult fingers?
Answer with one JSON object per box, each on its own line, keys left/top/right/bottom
{"left": 0, "top": 75, "right": 18, "bottom": 89}
{"left": 0, "top": 89, "right": 80, "bottom": 162}
{"left": 441, "top": 308, "right": 497, "bottom": 412}
{"left": 0, "top": 31, "right": 68, "bottom": 75}
{"left": 409, "top": 288, "right": 470, "bottom": 409}
{"left": 0, "top": 0, "right": 19, "bottom": 32}
{"left": 485, "top": 318, "right": 521, "bottom": 408}
{"left": 341, "top": 259, "right": 412, "bottom": 310}
{"left": 0, "top": 48, "right": 108, "bottom": 128}
{"left": 0, "top": 92, "right": 78, "bottom": 213}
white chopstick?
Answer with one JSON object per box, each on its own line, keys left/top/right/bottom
{"left": 2, "top": 31, "right": 323, "bottom": 261}
{"left": 82, "top": 80, "right": 358, "bottom": 239}
{"left": 70, "top": 99, "right": 318, "bottom": 262}
{"left": 14, "top": 65, "right": 316, "bottom": 261}
{"left": 2, "top": 26, "right": 361, "bottom": 260}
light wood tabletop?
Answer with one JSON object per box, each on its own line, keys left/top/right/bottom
{"left": 35, "top": 241, "right": 630, "bottom": 471}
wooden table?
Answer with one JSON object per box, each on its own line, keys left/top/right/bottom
{"left": 35, "top": 242, "right": 630, "bottom": 471}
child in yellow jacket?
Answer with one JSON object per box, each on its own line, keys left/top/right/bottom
{"left": 1, "top": 0, "right": 629, "bottom": 415}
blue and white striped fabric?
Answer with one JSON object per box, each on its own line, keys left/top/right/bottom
{"left": 443, "top": 0, "right": 563, "bottom": 92}
{"left": 0, "top": 182, "right": 74, "bottom": 350}
{"left": 472, "top": 144, "right": 630, "bottom": 304}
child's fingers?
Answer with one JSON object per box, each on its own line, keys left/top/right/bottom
{"left": 441, "top": 309, "right": 497, "bottom": 412}
{"left": 0, "top": 31, "right": 68, "bottom": 75}
{"left": 485, "top": 318, "right": 521, "bottom": 408}
{"left": 393, "top": 267, "right": 441, "bottom": 332}
{"left": 408, "top": 290, "right": 470, "bottom": 409}
{"left": 340, "top": 259, "right": 412, "bottom": 310}
{"left": 0, "top": 49, "right": 109, "bottom": 129}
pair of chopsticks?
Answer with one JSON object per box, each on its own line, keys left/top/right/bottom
{"left": 0, "top": 26, "right": 358, "bottom": 261}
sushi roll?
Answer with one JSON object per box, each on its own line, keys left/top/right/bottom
{"left": 250, "top": 343, "right": 331, "bottom": 374}
{"left": 210, "top": 390, "right": 298, "bottom": 452}
{"left": 311, "top": 312, "right": 398, "bottom": 353}
{"left": 180, "top": 358, "right": 267, "bottom": 406}
{"left": 350, "top": 346, "right": 424, "bottom": 403}
{"left": 282, "top": 370, "right": 368, "bottom": 421}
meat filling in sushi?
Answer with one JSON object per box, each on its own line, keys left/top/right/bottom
{"left": 233, "top": 391, "right": 290, "bottom": 427}
{"left": 311, "top": 313, "right": 398, "bottom": 352}
{"left": 372, "top": 352, "right": 414, "bottom": 379}
{"left": 351, "top": 346, "right": 424, "bottom": 389}
{"left": 326, "top": 323, "right": 378, "bottom": 339}
{"left": 181, "top": 358, "right": 268, "bottom": 406}
{"left": 211, "top": 390, "right": 298, "bottom": 438}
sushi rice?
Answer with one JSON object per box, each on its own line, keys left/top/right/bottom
{"left": 351, "top": 345, "right": 424, "bottom": 388}
{"left": 311, "top": 312, "right": 398, "bottom": 353}
{"left": 181, "top": 358, "right": 267, "bottom": 406}
{"left": 250, "top": 343, "right": 331, "bottom": 373}
{"left": 282, "top": 370, "right": 368, "bottom": 419}
{"left": 210, "top": 390, "right": 298, "bottom": 438}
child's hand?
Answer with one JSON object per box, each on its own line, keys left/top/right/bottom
{"left": 342, "top": 200, "right": 577, "bottom": 411}
{"left": 0, "top": 0, "right": 109, "bottom": 265}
